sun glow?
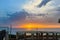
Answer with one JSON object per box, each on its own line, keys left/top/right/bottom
{"left": 20, "top": 23, "right": 45, "bottom": 30}
{"left": 14, "top": 23, "right": 60, "bottom": 30}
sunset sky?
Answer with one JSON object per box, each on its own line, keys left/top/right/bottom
{"left": 0, "top": 0, "right": 60, "bottom": 30}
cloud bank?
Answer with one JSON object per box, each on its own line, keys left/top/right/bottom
{"left": 0, "top": 0, "right": 60, "bottom": 27}
{"left": 23, "top": 0, "right": 60, "bottom": 24}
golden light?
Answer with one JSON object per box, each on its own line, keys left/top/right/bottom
{"left": 20, "top": 23, "right": 45, "bottom": 30}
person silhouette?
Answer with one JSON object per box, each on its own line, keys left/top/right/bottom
{"left": 0, "top": 30, "right": 6, "bottom": 40}
{"left": 58, "top": 19, "right": 60, "bottom": 23}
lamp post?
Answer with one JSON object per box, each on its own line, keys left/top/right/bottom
{"left": 9, "top": 24, "right": 12, "bottom": 40}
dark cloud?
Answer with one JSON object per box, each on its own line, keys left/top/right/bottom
{"left": 37, "top": 0, "right": 51, "bottom": 7}
{"left": 0, "top": 10, "right": 28, "bottom": 25}
{"left": 7, "top": 10, "right": 28, "bottom": 23}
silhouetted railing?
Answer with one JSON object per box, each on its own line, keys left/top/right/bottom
{"left": 16, "top": 31, "right": 60, "bottom": 40}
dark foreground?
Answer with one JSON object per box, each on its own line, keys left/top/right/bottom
{"left": 1, "top": 30, "right": 60, "bottom": 40}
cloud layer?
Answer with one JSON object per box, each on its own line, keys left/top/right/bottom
{"left": 0, "top": 0, "right": 60, "bottom": 28}
{"left": 23, "top": 0, "right": 60, "bottom": 24}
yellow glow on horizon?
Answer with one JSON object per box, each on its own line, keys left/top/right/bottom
{"left": 13, "top": 23, "right": 60, "bottom": 30}
{"left": 20, "top": 23, "right": 45, "bottom": 30}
